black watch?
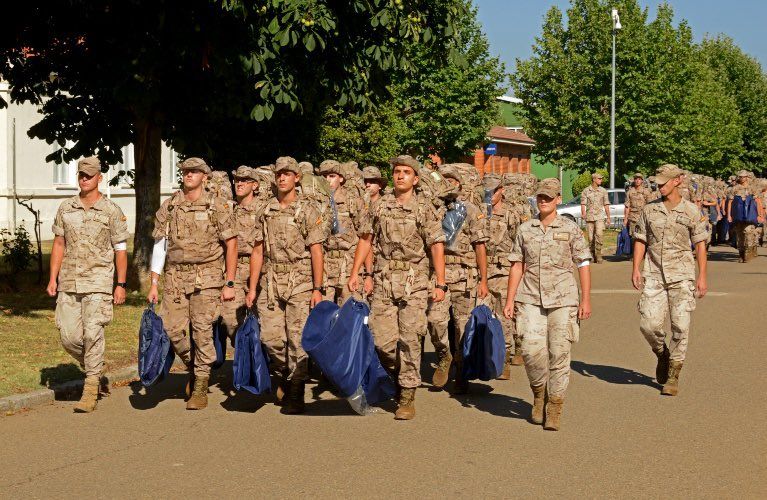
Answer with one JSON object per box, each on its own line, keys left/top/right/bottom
{"left": 116, "top": 282, "right": 128, "bottom": 289}
{"left": 312, "top": 286, "right": 325, "bottom": 294}
{"left": 225, "top": 280, "right": 235, "bottom": 288}
{"left": 436, "top": 283, "right": 448, "bottom": 292}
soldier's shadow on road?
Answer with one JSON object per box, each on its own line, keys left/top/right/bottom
{"left": 127, "top": 373, "right": 189, "bottom": 410}
{"left": 450, "top": 384, "right": 532, "bottom": 420}
{"left": 571, "top": 360, "right": 660, "bottom": 389}
{"left": 706, "top": 250, "right": 741, "bottom": 262}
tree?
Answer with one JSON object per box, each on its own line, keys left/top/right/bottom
{"left": 0, "top": 0, "right": 464, "bottom": 275}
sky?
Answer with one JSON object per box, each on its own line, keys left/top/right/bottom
{"left": 475, "top": 0, "right": 767, "bottom": 90}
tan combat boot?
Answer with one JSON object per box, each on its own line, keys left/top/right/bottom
{"left": 394, "top": 388, "right": 416, "bottom": 420}
{"left": 655, "top": 345, "right": 670, "bottom": 385}
{"left": 497, "top": 350, "right": 511, "bottom": 380}
{"left": 511, "top": 345, "right": 524, "bottom": 366}
{"left": 284, "top": 380, "right": 306, "bottom": 415}
{"left": 432, "top": 350, "right": 452, "bottom": 388}
{"left": 543, "top": 395, "right": 564, "bottom": 431}
{"left": 186, "top": 376, "right": 209, "bottom": 410}
{"left": 661, "top": 361, "right": 683, "bottom": 396}
{"left": 74, "top": 376, "right": 100, "bottom": 413}
{"left": 530, "top": 384, "right": 546, "bottom": 424}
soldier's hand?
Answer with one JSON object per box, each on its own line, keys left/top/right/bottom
{"left": 46, "top": 280, "right": 57, "bottom": 297}
{"left": 477, "top": 280, "right": 489, "bottom": 299}
{"left": 696, "top": 276, "right": 708, "bottom": 299}
{"left": 503, "top": 301, "right": 515, "bottom": 319}
{"left": 147, "top": 286, "right": 159, "bottom": 304}
{"left": 347, "top": 275, "right": 360, "bottom": 293}
{"left": 245, "top": 289, "right": 256, "bottom": 308}
{"left": 631, "top": 269, "right": 643, "bottom": 290}
{"left": 727, "top": 216, "right": 732, "bottom": 223}
{"left": 363, "top": 276, "right": 374, "bottom": 295}
{"left": 578, "top": 299, "right": 591, "bottom": 320}
{"left": 221, "top": 286, "right": 235, "bottom": 302}
{"left": 310, "top": 290, "right": 322, "bottom": 308}
{"left": 432, "top": 287, "right": 445, "bottom": 303}
{"left": 113, "top": 286, "right": 126, "bottom": 305}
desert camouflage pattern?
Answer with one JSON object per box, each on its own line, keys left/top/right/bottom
{"left": 638, "top": 277, "right": 696, "bottom": 362}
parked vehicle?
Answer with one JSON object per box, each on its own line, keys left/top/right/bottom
{"left": 556, "top": 189, "right": 626, "bottom": 228}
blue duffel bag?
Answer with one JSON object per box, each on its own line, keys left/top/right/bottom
{"left": 211, "top": 317, "right": 228, "bottom": 370}
{"left": 232, "top": 313, "right": 271, "bottom": 395}
{"left": 461, "top": 305, "right": 506, "bottom": 381}
{"left": 731, "top": 195, "right": 759, "bottom": 223}
{"left": 138, "top": 304, "right": 175, "bottom": 387}
{"left": 302, "top": 299, "right": 395, "bottom": 413}
{"left": 616, "top": 226, "right": 632, "bottom": 256}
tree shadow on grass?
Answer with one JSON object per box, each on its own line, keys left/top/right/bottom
{"left": 39, "top": 363, "right": 84, "bottom": 400}
{"left": 571, "top": 360, "right": 660, "bottom": 389}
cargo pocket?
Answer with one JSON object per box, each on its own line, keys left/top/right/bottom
{"left": 685, "top": 281, "right": 697, "bottom": 312}
{"left": 566, "top": 307, "right": 580, "bottom": 343}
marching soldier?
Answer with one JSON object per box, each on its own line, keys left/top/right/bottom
{"left": 246, "top": 156, "right": 327, "bottom": 414}
{"left": 47, "top": 156, "right": 129, "bottom": 413}
{"left": 632, "top": 164, "right": 709, "bottom": 397}
{"left": 348, "top": 155, "right": 447, "bottom": 420}
{"left": 624, "top": 173, "right": 653, "bottom": 240}
{"left": 581, "top": 173, "right": 610, "bottom": 263}
{"left": 147, "top": 157, "right": 238, "bottom": 410}
{"left": 727, "top": 170, "right": 764, "bottom": 262}
{"left": 363, "top": 166, "right": 387, "bottom": 205}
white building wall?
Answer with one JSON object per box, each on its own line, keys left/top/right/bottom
{"left": 1, "top": 87, "right": 180, "bottom": 240}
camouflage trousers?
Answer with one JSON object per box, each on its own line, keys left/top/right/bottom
{"left": 515, "top": 302, "right": 578, "bottom": 398}
{"left": 322, "top": 253, "right": 357, "bottom": 306}
{"left": 586, "top": 220, "right": 605, "bottom": 261}
{"left": 627, "top": 218, "right": 640, "bottom": 238}
{"left": 369, "top": 289, "right": 429, "bottom": 389}
{"left": 427, "top": 281, "right": 491, "bottom": 363}
{"left": 257, "top": 273, "right": 311, "bottom": 382}
{"left": 488, "top": 272, "right": 520, "bottom": 357}
{"left": 55, "top": 292, "right": 113, "bottom": 377}
{"left": 161, "top": 287, "right": 220, "bottom": 377}
{"left": 220, "top": 261, "right": 252, "bottom": 340}
{"left": 735, "top": 222, "right": 759, "bottom": 258}
{"left": 638, "top": 277, "right": 696, "bottom": 362}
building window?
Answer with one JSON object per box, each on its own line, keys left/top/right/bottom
{"left": 117, "top": 145, "right": 135, "bottom": 187}
{"left": 52, "top": 144, "right": 76, "bottom": 187}
{"left": 168, "top": 149, "right": 179, "bottom": 185}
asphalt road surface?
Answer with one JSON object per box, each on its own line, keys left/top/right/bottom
{"left": 2, "top": 245, "right": 765, "bottom": 498}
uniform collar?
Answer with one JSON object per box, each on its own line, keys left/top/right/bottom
{"left": 530, "top": 214, "right": 564, "bottom": 228}
{"left": 71, "top": 194, "right": 107, "bottom": 211}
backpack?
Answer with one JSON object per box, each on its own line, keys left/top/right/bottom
{"left": 416, "top": 166, "right": 458, "bottom": 206}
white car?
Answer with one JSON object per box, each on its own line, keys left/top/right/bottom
{"left": 556, "top": 189, "right": 626, "bottom": 228}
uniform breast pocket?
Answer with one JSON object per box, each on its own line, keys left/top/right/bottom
{"left": 88, "top": 214, "right": 111, "bottom": 247}
{"left": 62, "top": 211, "right": 82, "bottom": 235}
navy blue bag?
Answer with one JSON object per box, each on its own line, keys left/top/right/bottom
{"left": 443, "top": 201, "right": 468, "bottom": 250}
{"left": 731, "top": 195, "right": 759, "bottom": 223}
{"left": 615, "top": 226, "right": 632, "bottom": 255}
{"left": 232, "top": 313, "right": 271, "bottom": 395}
{"left": 461, "top": 305, "right": 506, "bottom": 381}
{"left": 211, "top": 317, "right": 228, "bottom": 370}
{"left": 302, "top": 299, "right": 395, "bottom": 411}
{"left": 138, "top": 304, "right": 175, "bottom": 387}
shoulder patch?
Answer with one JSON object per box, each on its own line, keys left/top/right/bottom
{"left": 476, "top": 213, "right": 485, "bottom": 220}
{"left": 316, "top": 216, "right": 323, "bottom": 226}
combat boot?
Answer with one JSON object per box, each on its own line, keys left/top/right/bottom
{"left": 543, "top": 395, "right": 564, "bottom": 431}
{"left": 497, "top": 350, "right": 511, "bottom": 380}
{"left": 661, "top": 361, "right": 683, "bottom": 396}
{"left": 284, "top": 380, "right": 306, "bottom": 415}
{"left": 74, "top": 376, "right": 100, "bottom": 413}
{"left": 273, "top": 373, "right": 287, "bottom": 406}
{"left": 432, "top": 350, "right": 452, "bottom": 388}
{"left": 394, "top": 388, "right": 416, "bottom": 420}
{"left": 184, "top": 364, "right": 195, "bottom": 400}
{"left": 186, "top": 376, "right": 209, "bottom": 410}
{"left": 511, "top": 346, "right": 524, "bottom": 366}
{"left": 655, "top": 345, "right": 670, "bottom": 385}
{"left": 530, "top": 384, "right": 546, "bottom": 424}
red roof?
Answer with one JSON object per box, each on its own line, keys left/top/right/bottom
{"left": 487, "top": 126, "right": 535, "bottom": 145}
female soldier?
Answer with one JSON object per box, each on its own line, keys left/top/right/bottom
{"left": 503, "top": 178, "right": 592, "bottom": 431}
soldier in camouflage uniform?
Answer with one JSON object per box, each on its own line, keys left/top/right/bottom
{"left": 482, "top": 173, "right": 522, "bottom": 380}
{"left": 632, "top": 164, "right": 709, "bottom": 397}
{"left": 427, "top": 164, "right": 489, "bottom": 393}
{"left": 581, "top": 173, "right": 610, "bottom": 263}
{"left": 504, "top": 178, "right": 592, "bottom": 431}
{"left": 624, "top": 173, "right": 653, "bottom": 239}
{"left": 348, "top": 155, "right": 446, "bottom": 420}
{"left": 148, "top": 157, "right": 238, "bottom": 410}
{"left": 318, "top": 159, "right": 369, "bottom": 305}
{"left": 47, "top": 156, "right": 129, "bottom": 413}
{"left": 363, "top": 166, "right": 387, "bottom": 205}
{"left": 727, "top": 170, "right": 764, "bottom": 262}
{"left": 245, "top": 156, "right": 327, "bottom": 414}
{"left": 220, "top": 166, "right": 267, "bottom": 343}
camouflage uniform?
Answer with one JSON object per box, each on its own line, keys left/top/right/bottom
{"left": 625, "top": 185, "right": 653, "bottom": 237}
{"left": 153, "top": 188, "right": 237, "bottom": 378}
{"left": 52, "top": 195, "right": 129, "bottom": 379}
{"left": 581, "top": 184, "right": 610, "bottom": 261}
{"left": 510, "top": 215, "right": 590, "bottom": 399}
{"left": 360, "top": 192, "right": 445, "bottom": 389}
{"left": 633, "top": 198, "right": 709, "bottom": 364}
{"left": 729, "top": 180, "right": 760, "bottom": 261}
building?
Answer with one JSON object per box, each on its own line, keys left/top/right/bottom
{"left": 1, "top": 82, "right": 180, "bottom": 240}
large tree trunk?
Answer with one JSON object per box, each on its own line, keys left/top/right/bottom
{"left": 132, "top": 117, "right": 162, "bottom": 290}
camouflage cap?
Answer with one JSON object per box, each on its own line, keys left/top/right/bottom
{"left": 274, "top": 156, "right": 300, "bottom": 174}
{"left": 633, "top": 172, "right": 644, "bottom": 179}
{"left": 535, "top": 177, "right": 561, "bottom": 198}
{"left": 591, "top": 172, "right": 604, "bottom": 180}
{"left": 737, "top": 169, "right": 753, "bottom": 178}
{"left": 318, "top": 159, "right": 342, "bottom": 176}
{"left": 231, "top": 165, "right": 258, "bottom": 181}
{"left": 179, "top": 157, "right": 211, "bottom": 174}
{"left": 389, "top": 154, "right": 421, "bottom": 172}
{"left": 439, "top": 164, "right": 463, "bottom": 186}
{"left": 482, "top": 173, "right": 502, "bottom": 191}
{"left": 362, "top": 165, "right": 384, "bottom": 181}
{"left": 654, "top": 163, "right": 685, "bottom": 184}
{"left": 77, "top": 156, "right": 101, "bottom": 176}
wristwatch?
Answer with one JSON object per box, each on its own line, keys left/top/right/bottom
{"left": 116, "top": 282, "right": 128, "bottom": 289}
{"left": 435, "top": 283, "right": 448, "bottom": 292}
{"left": 312, "top": 286, "right": 326, "bottom": 294}
{"left": 225, "top": 280, "right": 235, "bottom": 288}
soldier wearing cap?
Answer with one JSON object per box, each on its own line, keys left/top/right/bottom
{"left": 504, "top": 178, "right": 592, "bottom": 431}
{"left": 362, "top": 166, "right": 387, "bottom": 205}
{"left": 147, "top": 157, "right": 238, "bottom": 410}
{"left": 624, "top": 172, "right": 653, "bottom": 241}
{"left": 580, "top": 172, "right": 610, "bottom": 263}
{"left": 726, "top": 170, "right": 764, "bottom": 262}
{"left": 47, "top": 156, "right": 129, "bottom": 413}
{"left": 426, "top": 164, "right": 489, "bottom": 393}
{"left": 219, "top": 166, "right": 267, "bottom": 343}
{"left": 348, "top": 154, "right": 447, "bottom": 420}
{"left": 245, "top": 156, "right": 327, "bottom": 414}
{"left": 318, "top": 159, "right": 370, "bottom": 305}
{"left": 483, "top": 173, "right": 523, "bottom": 380}
{"left": 632, "top": 164, "right": 709, "bottom": 397}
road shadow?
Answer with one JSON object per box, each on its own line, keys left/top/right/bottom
{"left": 128, "top": 373, "right": 188, "bottom": 410}
{"left": 707, "top": 250, "right": 741, "bottom": 263}
{"left": 39, "top": 363, "right": 85, "bottom": 400}
{"left": 220, "top": 391, "right": 269, "bottom": 413}
{"left": 571, "top": 360, "right": 660, "bottom": 389}
{"left": 450, "top": 383, "right": 531, "bottom": 420}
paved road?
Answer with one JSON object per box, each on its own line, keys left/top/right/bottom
{"left": 2, "top": 246, "right": 765, "bottom": 498}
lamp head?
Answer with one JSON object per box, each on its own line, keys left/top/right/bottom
{"left": 612, "top": 9, "right": 622, "bottom": 30}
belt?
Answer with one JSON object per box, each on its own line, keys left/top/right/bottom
{"left": 326, "top": 249, "right": 348, "bottom": 259}
{"left": 269, "top": 260, "right": 310, "bottom": 274}
{"left": 374, "top": 258, "right": 411, "bottom": 272}
{"left": 168, "top": 260, "right": 222, "bottom": 271}
{"left": 444, "top": 254, "right": 471, "bottom": 266}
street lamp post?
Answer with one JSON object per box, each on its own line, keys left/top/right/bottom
{"left": 610, "top": 8, "right": 621, "bottom": 189}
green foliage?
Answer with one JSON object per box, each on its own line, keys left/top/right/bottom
{"left": 1, "top": 226, "right": 34, "bottom": 275}
{"left": 512, "top": 0, "right": 759, "bottom": 179}
{"left": 571, "top": 168, "right": 609, "bottom": 197}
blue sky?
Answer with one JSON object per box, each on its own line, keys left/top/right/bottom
{"left": 475, "top": 0, "right": 766, "bottom": 87}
